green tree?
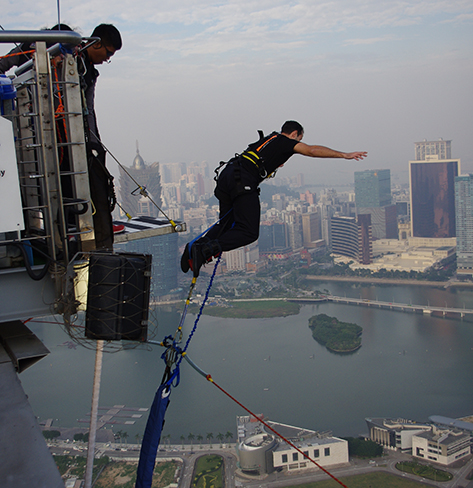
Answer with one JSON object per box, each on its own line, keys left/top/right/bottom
{"left": 225, "top": 431, "right": 233, "bottom": 445}
{"left": 180, "top": 435, "right": 186, "bottom": 447}
{"left": 197, "top": 434, "right": 203, "bottom": 448}
{"left": 43, "top": 430, "right": 61, "bottom": 440}
{"left": 216, "top": 432, "right": 224, "bottom": 447}
{"left": 343, "top": 437, "right": 383, "bottom": 458}
{"left": 206, "top": 432, "right": 213, "bottom": 447}
{"left": 188, "top": 433, "right": 195, "bottom": 448}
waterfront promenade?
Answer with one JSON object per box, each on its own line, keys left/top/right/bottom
{"left": 303, "top": 275, "right": 473, "bottom": 288}
{"left": 229, "top": 294, "right": 473, "bottom": 319}
{"left": 289, "top": 296, "right": 473, "bottom": 319}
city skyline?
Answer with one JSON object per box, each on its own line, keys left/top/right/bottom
{"left": 1, "top": 1, "right": 472, "bottom": 187}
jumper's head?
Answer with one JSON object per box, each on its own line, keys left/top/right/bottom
{"left": 281, "top": 120, "right": 304, "bottom": 141}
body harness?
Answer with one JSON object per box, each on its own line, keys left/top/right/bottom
{"left": 214, "top": 130, "right": 280, "bottom": 184}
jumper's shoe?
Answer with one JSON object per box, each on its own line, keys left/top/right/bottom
{"left": 190, "top": 239, "right": 221, "bottom": 278}
{"left": 180, "top": 243, "right": 191, "bottom": 273}
{"left": 113, "top": 224, "right": 125, "bottom": 234}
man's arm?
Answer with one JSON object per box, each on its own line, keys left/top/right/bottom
{"left": 294, "top": 142, "right": 367, "bottom": 161}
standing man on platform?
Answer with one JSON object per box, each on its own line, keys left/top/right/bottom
{"left": 79, "top": 24, "right": 122, "bottom": 249}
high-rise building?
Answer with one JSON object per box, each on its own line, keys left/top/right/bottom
{"left": 160, "top": 162, "right": 186, "bottom": 184}
{"left": 455, "top": 174, "right": 473, "bottom": 276}
{"left": 409, "top": 156, "right": 460, "bottom": 238}
{"left": 415, "top": 139, "right": 451, "bottom": 161}
{"left": 318, "top": 203, "right": 334, "bottom": 247}
{"left": 117, "top": 143, "right": 178, "bottom": 298}
{"left": 283, "top": 211, "right": 303, "bottom": 250}
{"left": 259, "top": 222, "right": 288, "bottom": 252}
{"left": 355, "top": 169, "right": 391, "bottom": 208}
{"left": 302, "top": 211, "right": 321, "bottom": 247}
{"left": 363, "top": 205, "right": 398, "bottom": 240}
{"left": 355, "top": 169, "right": 397, "bottom": 240}
{"left": 115, "top": 233, "right": 179, "bottom": 298}
{"left": 119, "top": 144, "right": 162, "bottom": 218}
{"left": 331, "top": 215, "right": 372, "bottom": 264}
{"left": 225, "top": 247, "right": 246, "bottom": 271}
{"left": 300, "top": 190, "right": 316, "bottom": 205}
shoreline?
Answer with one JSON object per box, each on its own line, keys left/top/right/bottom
{"left": 303, "top": 275, "right": 473, "bottom": 288}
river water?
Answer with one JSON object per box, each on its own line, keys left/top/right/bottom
{"left": 21, "top": 281, "right": 473, "bottom": 443}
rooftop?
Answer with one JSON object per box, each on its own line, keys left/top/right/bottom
{"left": 429, "top": 415, "right": 473, "bottom": 433}
{"left": 237, "top": 415, "right": 342, "bottom": 453}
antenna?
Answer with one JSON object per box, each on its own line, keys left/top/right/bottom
{"left": 57, "top": 0, "right": 61, "bottom": 29}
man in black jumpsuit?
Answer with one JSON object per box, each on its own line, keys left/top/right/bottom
{"left": 181, "top": 120, "right": 367, "bottom": 276}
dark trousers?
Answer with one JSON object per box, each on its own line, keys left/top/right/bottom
{"left": 87, "top": 144, "right": 114, "bottom": 250}
{"left": 205, "top": 163, "right": 260, "bottom": 252}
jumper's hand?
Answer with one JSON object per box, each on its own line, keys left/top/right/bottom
{"left": 344, "top": 151, "right": 367, "bottom": 161}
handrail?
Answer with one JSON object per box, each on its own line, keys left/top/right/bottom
{"left": 0, "top": 30, "right": 82, "bottom": 45}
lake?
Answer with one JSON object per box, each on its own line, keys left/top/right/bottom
{"left": 21, "top": 280, "right": 473, "bottom": 443}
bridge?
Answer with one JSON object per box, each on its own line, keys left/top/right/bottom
{"left": 288, "top": 296, "right": 473, "bottom": 319}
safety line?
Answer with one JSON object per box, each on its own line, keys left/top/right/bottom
{"left": 184, "top": 354, "right": 349, "bottom": 488}
{"left": 166, "top": 276, "right": 197, "bottom": 352}
{"left": 179, "top": 254, "right": 221, "bottom": 361}
{"left": 89, "top": 134, "right": 180, "bottom": 231}
{"left": 0, "top": 49, "right": 35, "bottom": 60}
{"left": 115, "top": 201, "right": 132, "bottom": 220}
{"left": 150, "top": 255, "right": 220, "bottom": 366}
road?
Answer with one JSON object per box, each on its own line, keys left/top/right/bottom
{"left": 48, "top": 441, "right": 473, "bottom": 487}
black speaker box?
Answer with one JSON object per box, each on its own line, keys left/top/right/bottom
{"left": 85, "top": 252, "right": 152, "bottom": 341}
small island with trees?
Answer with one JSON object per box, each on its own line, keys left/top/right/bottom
{"left": 308, "top": 314, "right": 362, "bottom": 353}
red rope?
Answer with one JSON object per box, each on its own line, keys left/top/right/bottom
{"left": 0, "top": 49, "right": 35, "bottom": 60}
{"left": 51, "top": 60, "right": 68, "bottom": 165}
{"left": 205, "top": 374, "right": 349, "bottom": 488}
{"left": 23, "top": 318, "right": 62, "bottom": 326}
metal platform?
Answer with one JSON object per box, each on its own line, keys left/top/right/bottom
{"left": 113, "top": 216, "right": 186, "bottom": 243}
{"left": 0, "top": 266, "right": 56, "bottom": 323}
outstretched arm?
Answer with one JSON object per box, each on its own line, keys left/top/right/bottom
{"left": 294, "top": 142, "right": 367, "bottom": 161}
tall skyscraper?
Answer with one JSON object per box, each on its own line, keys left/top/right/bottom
{"left": 119, "top": 143, "right": 162, "bottom": 218}
{"left": 259, "top": 222, "right": 289, "bottom": 252}
{"left": 302, "top": 211, "right": 321, "bottom": 247}
{"left": 415, "top": 139, "right": 451, "bottom": 161}
{"left": 355, "top": 169, "right": 391, "bottom": 208}
{"left": 354, "top": 169, "right": 397, "bottom": 240}
{"left": 409, "top": 156, "right": 460, "bottom": 238}
{"left": 117, "top": 143, "right": 178, "bottom": 298}
{"left": 455, "top": 174, "right": 473, "bottom": 276}
{"left": 283, "top": 211, "right": 303, "bottom": 250}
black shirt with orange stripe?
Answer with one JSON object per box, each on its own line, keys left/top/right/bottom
{"left": 243, "top": 132, "right": 299, "bottom": 182}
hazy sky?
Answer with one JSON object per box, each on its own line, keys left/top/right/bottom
{"left": 2, "top": 0, "right": 472, "bottom": 186}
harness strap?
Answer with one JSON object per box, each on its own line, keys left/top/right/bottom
{"left": 242, "top": 132, "right": 279, "bottom": 179}
{"left": 241, "top": 150, "right": 267, "bottom": 179}
{"left": 214, "top": 131, "right": 279, "bottom": 182}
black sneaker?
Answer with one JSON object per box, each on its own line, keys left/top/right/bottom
{"left": 190, "top": 240, "right": 222, "bottom": 278}
{"left": 181, "top": 243, "right": 191, "bottom": 273}
{"left": 190, "top": 242, "right": 206, "bottom": 278}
